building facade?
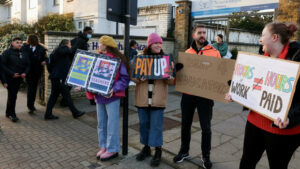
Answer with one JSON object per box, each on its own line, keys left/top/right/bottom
{"left": 0, "top": 0, "right": 175, "bottom": 37}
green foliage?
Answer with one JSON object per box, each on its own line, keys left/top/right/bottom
{"left": 32, "top": 13, "right": 76, "bottom": 39}
{"left": 0, "top": 13, "right": 75, "bottom": 44}
{"left": 0, "top": 30, "right": 27, "bottom": 54}
{"left": 0, "top": 23, "right": 33, "bottom": 37}
{"left": 230, "top": 11, "right": 273, "bottom": 33}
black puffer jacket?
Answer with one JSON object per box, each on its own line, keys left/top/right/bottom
{"left": 47, "top": 45, "right": 73, "bottom": 80}
{"left": 71, "top": 31, "right": 89, "bottom": 58}
{"left": 286, "top": 41, "right": 300, "bottom": 128}
{"left": 1, "top": 46, "right": 30, "bottom": 78}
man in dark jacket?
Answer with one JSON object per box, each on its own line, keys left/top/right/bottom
{"left": 71, "top": 26, "right": 93, "bottom": 58}
{"left": 1, "top": 37, "right": 30, "bottom": 122}
{"left": 22, "top": 34, "right": 47, "bottom": 114}
{"left": 62, "top": 26, "right": 96, "bottom": 106}
{"left": 45, "top": 39, "right": 85, "bottom": 120}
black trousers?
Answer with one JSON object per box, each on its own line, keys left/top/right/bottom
{"left": 6, "top": 77, "right": 22, "bottom": 116}
{"left": 180, "top": 94, "right": 214, "bottom": 156}
{"left": 240, "top": 121, "right": 300, "bottom": 169}
{"left": 26, "top": 74, "right": 40, "bottom": 110}
{"left": 45, "top": 78, "right": 80, "bottom": 117}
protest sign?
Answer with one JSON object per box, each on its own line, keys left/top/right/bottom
{"left": 67, "top": 52, "right": 95, "bottom": 87}
{"left": 175, "top": 52, "right": 235, "bottom": 103}
{"left": 229, "top": 52, "right": 300, "bottom": 121}
{"left": 87, "top": 57, "right": 120, "bottom": 95}
{"left": 66, "top": 50, "right": 120, "bottom": 96}
{"left": 132, "top": 55, "right": 174, "bottom": 79}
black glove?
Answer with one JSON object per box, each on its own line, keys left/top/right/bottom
{"left": 175, "top": 63, "right": 184, "bottom": 72}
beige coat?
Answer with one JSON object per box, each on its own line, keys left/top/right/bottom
{"left": 132, "top": 78, "right": 174, "bottom": 108}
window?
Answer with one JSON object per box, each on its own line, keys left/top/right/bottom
{"left": 84, "top": 21, "right": 88, "bottom": 28}
{"left": 89, "top": 20, "right": 94, "bottom": 28}
{"left": 53, "top": 0, "right": 59, "bottom": 6}
{"left": 7, "top": 6, "right": 11, "bottom": 18}
{"left": 78, "top": 21, "right": 82, "bottom": 30}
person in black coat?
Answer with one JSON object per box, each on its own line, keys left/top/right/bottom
{"left": 45, "top": 39, "right": 85, "bottom": 120}
{"left": 71, "top": 26, "right": 93, "bottom": 56}
{"left": 22, "top": 34, "right": 47, "bottom": 114}
{"left": 0, "top": 55, "right": 8, "bottom": 88}
{"left": 1, "top": 37, "right": 30, "bottom": 122}
{"left": 66, "top": 26, "right": 95, "bottom": 106}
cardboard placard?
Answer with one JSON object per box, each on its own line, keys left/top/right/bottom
{"left": 132, "top": 55, "right": 175, "bottom": 79}
{"left": 66, "top": 50, "right": 120, "bottom": 96}
{"left": 175, "top": 52, "right": 235, "bottom": 103}
{"left": 229, "top": 52, "right": 300, "bottom": 121}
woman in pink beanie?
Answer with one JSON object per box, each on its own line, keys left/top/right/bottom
{"left": 132, "top": 33, "right": 174, "bottom": 167}
{"left": 146, "top": 33, "right": 163, "bottom": 48}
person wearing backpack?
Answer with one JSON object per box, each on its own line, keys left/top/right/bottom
{"left": 60, "top": 26, "right": 96, "bottom": 106}
{"left": 45, "top": 39, "right": 85, "bottom": 120}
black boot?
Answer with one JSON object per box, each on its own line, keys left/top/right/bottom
{"left": 6, "top": 114, "right": 19, "bottom": 122}
{"left": 89, "top": 99, "right": 96, "bottom": 105}
{"left": 150, "top": 147, "right": 162, "bottom": 167}
{"left": 202, "top": 154, "right": 212, "bottom": 169}
{"left": 136, "top": 145, "right": 151, "bottom": 161}
{"left": 28, "top": 106, "right": 36, "bottom": 114}
{"left": 44, "top": 114, "right": 59, "bottom": 120}
{"left": 73, "top": 111, "right": 85, "bottom": 118}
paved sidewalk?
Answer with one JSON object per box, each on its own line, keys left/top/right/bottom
{"left": 0, "top": 85, "right": 299, "bottom": 169}
{"left": 0, "top": 87, "right": 174, "bottom": 169}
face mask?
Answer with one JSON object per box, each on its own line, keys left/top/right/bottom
{"left": 87, "top": 34, "right": 92, "bottom": 39}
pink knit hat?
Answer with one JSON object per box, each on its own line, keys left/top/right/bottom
{"left": 147, "top": 33, "right": 163, "bottom": 47}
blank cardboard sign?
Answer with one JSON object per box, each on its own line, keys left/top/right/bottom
{"left": 175, "top": 52, "right": 235, "bottom": 103}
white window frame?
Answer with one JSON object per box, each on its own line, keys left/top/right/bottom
{"left": 53, "top": 0, "right": 60, "bottom": 6}
{"left": 7, "top": 6, "right": 11, "bottom": 19}
{"left": 78, "top": 21, "right": 83, "bottom": 30}
{"left": 89, "top": 20, "right": 94, "bottom": 29}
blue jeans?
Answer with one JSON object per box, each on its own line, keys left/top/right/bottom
{"left": 97, "top": 99, "right": 120, "bottom": 152}
{"left": 138, "top": 108, "right": 164, "bottom": 147}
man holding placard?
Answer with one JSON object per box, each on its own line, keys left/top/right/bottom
{"left": 173, "top": 24, "right": 221, "bottom": 169}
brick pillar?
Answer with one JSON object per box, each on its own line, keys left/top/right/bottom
{"left": 277, "top": 0, "right": 300, "bottom": 40}
{"left": 174, "top": 0, "right": 191, "bottom": 58}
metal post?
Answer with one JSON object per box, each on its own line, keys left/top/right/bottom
{"left": 122, "top": 0, "right": 130, "bottom": 156}
{"left": 116, "top": 22, "right": 119, "bottom": 35}
{"left": 225, "top": 18, "right": 230, "bottom": 43}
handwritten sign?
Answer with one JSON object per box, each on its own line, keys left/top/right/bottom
{"left": 176, "top": 52, "right": 235, "bottom": 103}
{"left": 66, "top": 50, "right": 120, "bottom": 96}
{"left": 132, "top": 55, "right": 174, "bottom": 79}
{"left": 229, "top": 52, "right": 300, "bottom": 121}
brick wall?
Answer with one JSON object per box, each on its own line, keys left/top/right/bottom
{"left": 174, "top": 0, "right": 191, "bottom": 54}
{"left": 131, "top": 4, "right": 173, "bottom": 37}
{"left": 277, "top": 0, "right": 300, "bottom": 40}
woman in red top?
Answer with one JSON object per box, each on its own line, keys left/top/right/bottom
{"left": 227, "top": 22, "right": 300, "bottom": 169}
